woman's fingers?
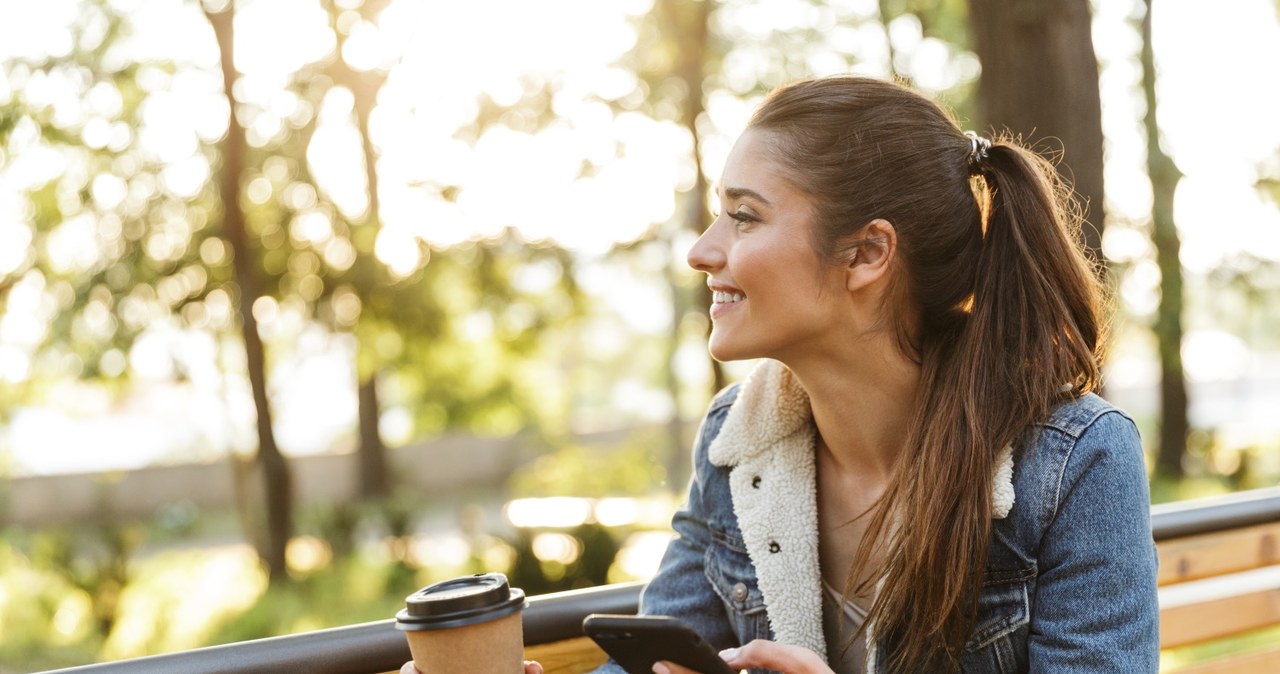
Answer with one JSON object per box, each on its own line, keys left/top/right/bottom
{"left": 524, "top": 660, "right": 544, "bottom": 674}
{"left": 399, "top": 662, "right": 418, "bottom": 674}
{"left": 651, "top": 640, "right": 832, "bottom": 674}
{"left": 719, "top": 639, "right": 833, "bottom": 673}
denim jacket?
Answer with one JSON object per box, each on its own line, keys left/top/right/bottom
{"left": 592, "top": 359, "right": 1158, "bottom": 673}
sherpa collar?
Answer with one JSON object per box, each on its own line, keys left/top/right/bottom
{"left": 705, "top": 359, "right": 1016, "bottom": 662}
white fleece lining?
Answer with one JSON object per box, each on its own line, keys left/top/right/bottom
{"left": 706, "top": 359, "right": 1017, "bottom": 669}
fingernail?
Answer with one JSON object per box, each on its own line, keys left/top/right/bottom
{"left": 719, "top": 648, "right": 739, "bottom": 662}
{"left": 652, "top": 662, "right": 671, "bottom": 674}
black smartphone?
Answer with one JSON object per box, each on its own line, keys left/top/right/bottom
{"left": 582, "top": 614, "right": 738, "bottom": 674}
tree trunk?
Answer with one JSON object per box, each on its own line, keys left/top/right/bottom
{"left": 967, "top": 0, "right": 1107, "bottom": 268}
{"left": 350, "top": 83, "right": 390, "bottom": 501}
{"left": 330, "top": 1, "right": 392, "bottom": 499}
{"left": 1141, "top": 0, "right": 1188, "bottom": 479}
{"left": 206, "top": 1, "right": 293, "bottom": 583}
{"left": 357, "top": 375, "right": 389, "bottom": 497}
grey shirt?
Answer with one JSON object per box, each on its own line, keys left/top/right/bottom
{"left": 822, "top": 580, "right": 869, "bottom": 674}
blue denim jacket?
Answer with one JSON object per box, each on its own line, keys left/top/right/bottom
{"left": 592, "top": 360, "right": 1158, "bottom": 673}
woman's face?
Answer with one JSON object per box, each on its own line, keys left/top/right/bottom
{"left": 688, "top": 129, "right": 850, "bottom": 363}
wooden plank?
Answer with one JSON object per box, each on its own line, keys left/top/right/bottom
{"left": 525, "top": 636, "right": 610, "bottom": 674}
{"left": 1159, "top": 567, "right": 1280, "bottom": 648}
{"left": 1165, "top": 645, "right": 1280, "bottom": 674}
{"left": 377, "top": 638, "right": 607, "bottom": 674}
{"left": 1157, "top": 522, "right": 1280, "bottom": 585}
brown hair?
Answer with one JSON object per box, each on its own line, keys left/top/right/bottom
{"left": 748, "top": 76, "right": 1104, "bottom": 670}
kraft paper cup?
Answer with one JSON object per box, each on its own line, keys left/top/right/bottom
{"left": 395, "top": 573, "right": 527, "bottom": 674}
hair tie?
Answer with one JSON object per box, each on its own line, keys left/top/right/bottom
{"left": 964, "top": 131, "right": 991, "bottom": 176}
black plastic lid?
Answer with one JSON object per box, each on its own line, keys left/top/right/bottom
{"left": 395, "top": 573, "right": 527, "bottom": 632}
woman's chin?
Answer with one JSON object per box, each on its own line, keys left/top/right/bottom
{"left": 707, "top": 337, "right": 752, "bottom": 363}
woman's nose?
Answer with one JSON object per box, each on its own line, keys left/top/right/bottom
{"left": 687, "top": 220, "right": 726, "bottom": 272}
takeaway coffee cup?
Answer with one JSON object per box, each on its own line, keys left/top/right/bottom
{"left": 395, "top": 573, "right": 528, "bottom": 674}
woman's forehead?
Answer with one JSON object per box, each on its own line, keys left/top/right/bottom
{"left": 717, "top": 130, "right": 793, "bottom": 203}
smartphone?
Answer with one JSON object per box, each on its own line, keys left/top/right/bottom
{"left": 582, "top": 614, "right": 738, "bottom": 674}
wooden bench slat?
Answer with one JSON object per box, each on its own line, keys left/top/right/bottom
{"left": 376, "top": 637, "right": 608, "bottom": 674}
{"left": 1165, "top": 644, "right": 1280, "bottom": 674}
{"left": 1158, "top": 522, "right": 1280, "bottom": 585}
{"left": 1159, "top": 567, "right": 1280, "bottom": 648}
{"left": 525, "top": 636, "right": 609, "bottom": 674}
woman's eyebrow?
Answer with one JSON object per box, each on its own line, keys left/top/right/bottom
{"left": 718, "top": 185, "right": 772, "bottom": 206}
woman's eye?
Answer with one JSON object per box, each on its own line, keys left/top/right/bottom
{"left": 729, "top": 210, "right": 758, "bottom": 227}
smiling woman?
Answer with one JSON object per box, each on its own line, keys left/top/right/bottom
{"left": 526, "top": 74, "right": 1158, "bottom": 674}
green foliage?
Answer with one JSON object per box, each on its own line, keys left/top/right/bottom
{"left": 205, "top": 553, "right": 412, "bottom": 645}
{"left": 1147, "top": 425, "right": 1280, "bottom": 504}
{"left": 27, "top": 521, "right": 142, "bottom": 640}
{"left": 1159, "top": 625, "right": 1280, "bottom": 672}
{"left": 0, "top": 543, "right": 102, "bottom": 671}
{"left": 510, "top": 429, "right": 674, "bottom": 499}
{"left": 0, "top": 1, "right": 230, "bottom": 402}
{"left": 0, "top": 0, "right": 595, "bottom": 448}
{"left": 504, "top": 522, "right": 622, "bottom": 596}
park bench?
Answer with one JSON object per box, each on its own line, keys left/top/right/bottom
{"left": 43, "top": 486, "right": 1280, "bottom": 674}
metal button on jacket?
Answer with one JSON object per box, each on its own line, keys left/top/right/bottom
{"left": 732, "top": 582, "right": 748, "bottom": 603}
{"left": 768, "top": 541, "right": 781, "bottom": 553}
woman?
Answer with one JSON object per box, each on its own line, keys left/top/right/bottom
{"left": 406, "top": 74, "right": 1158, "bottom": 674}
{"left": 604, "top": 74, "right": 1156, "bottom": 674}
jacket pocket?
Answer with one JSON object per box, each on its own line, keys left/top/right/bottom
{"left": 704, "top": 528, "right": 767, "bottom": 615}
{"left": 967, "top": 566, "right": 1033, "bottom": 649}
{"left": 703, "top": 526, "right": 772, "bottom": 649}
{"left": 961, "top": 567, "right": 1033, "bottom": 674}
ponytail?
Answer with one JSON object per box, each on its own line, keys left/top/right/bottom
{"left": 973, "top": 139, "right": 1104, "bottom": 402}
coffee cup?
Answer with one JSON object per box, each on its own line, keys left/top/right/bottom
{"left": 395, "top": 572, "right": 528, "bottom": 674}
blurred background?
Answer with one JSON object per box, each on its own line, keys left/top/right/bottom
{"left": 1, "top": 0, "right": 1278, "bottom": 671}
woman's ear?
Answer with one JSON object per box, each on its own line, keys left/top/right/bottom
{"left": 845, "top": 218, "right": 896, "bottom": 291}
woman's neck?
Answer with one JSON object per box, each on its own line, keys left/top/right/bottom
{"left": 784, "top": 335, "right": 921, "bottom": 482}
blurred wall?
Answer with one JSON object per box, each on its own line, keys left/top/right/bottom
{"left": 1, "top": 433, "right": 524, "bottom": 526}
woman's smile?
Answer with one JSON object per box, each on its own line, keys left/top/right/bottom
{"left": 709, "top": 285, "right": 746, "bottom": 319}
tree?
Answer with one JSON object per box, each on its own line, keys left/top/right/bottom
{"left": 967, "top": 0, "right": 1107, "bottom": 267}
{"left": 1140, "top": 0, "right": 1188, "bottom": 478}
{"left": 204, "top": 0, "right": 292, "bottom": 582}
{"left": 318, "top": 0, "right": 393, "bottom": 500}
{"left": 0, "top": 0, "right": 298, "bottom": 582}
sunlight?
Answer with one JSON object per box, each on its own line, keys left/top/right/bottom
{"left": 102, "top": 545, "right": 266, "bottom": 660}
{"left": 615, "top": 531, "right": 673, "bottom": 580}
{"left": 235, "top": 0, "right": 334, "bottom": 80}
{"left": 505, "top": 497, "right": 594, "bottom": 529}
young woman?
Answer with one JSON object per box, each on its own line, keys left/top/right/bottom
{"left": 403, "top": 75, "right": 1158, "bottom": 674}
{"left": 596, "top": 75, "right": 1156, "bottom": 674}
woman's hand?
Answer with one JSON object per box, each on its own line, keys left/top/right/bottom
{"left": 399, "top": 661, "right": 543, "bottom": 674}
{"left": 653, "top": 639, "right": 834, "bottom": 674}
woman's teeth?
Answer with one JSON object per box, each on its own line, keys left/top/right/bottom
{"left": 713, "top": 291, "right": 745, "bottom": 303}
